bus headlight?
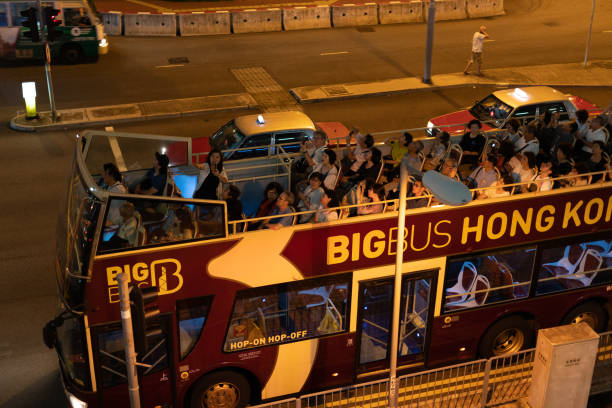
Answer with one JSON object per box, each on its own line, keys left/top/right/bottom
{"left": 99, "top": 38, "right": 108, "bottom": 48}
{"left": 67, "top": 392, "right": 87, "bottom": 408}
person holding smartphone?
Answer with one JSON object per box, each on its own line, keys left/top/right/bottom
{"left": 194, "top": 149, "right": 228, "bottom": 200}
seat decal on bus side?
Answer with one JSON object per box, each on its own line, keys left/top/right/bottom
{"left": 208, "top": 228, "right": 304, "bottom": 287}
{"left": 261, "top": 338, "right": 319, "bottom": 399}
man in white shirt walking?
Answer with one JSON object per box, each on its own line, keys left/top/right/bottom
{"left": 464, "top": 25, "right": 489, "bottom": 76}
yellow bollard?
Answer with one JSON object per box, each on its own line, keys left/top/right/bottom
{"left": 22, "top": 82, "right": 38, "bottom": 120}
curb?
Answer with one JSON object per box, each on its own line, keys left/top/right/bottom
{"left": 9, "top": 93, "right": 258, "bottom": 132}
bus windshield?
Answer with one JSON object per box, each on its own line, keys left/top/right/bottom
{"left": 56, "top": 313, "right": 91, "bottom": 390}
{"left": 56, "top": 151, "right": 100, "bottom": 311}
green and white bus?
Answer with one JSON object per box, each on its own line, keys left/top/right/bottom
{"left": 0, "top": 0, "right": 108, "bottom": 63}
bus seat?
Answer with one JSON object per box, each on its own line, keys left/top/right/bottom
{"left": 445, "top": 261, "right": 478, "bottom": 304}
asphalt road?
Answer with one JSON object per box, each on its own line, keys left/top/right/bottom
{"left": 0, "top": 0, "right": 612, "bottom": 406}
{"left": 0, "top": 0, "right": 611, "bottom": 118}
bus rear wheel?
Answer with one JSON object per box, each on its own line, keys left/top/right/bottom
{"left": 190, "top": 371, "right": 251, "bottom": 408}
{"left": 61, "top": 44, "right": 83, "bottom": 64}
{"left": 478, "top": 316, "right": 534, "bottom": 358}
{"left": 562, "top": 302, "right": 608, "bottom": 333}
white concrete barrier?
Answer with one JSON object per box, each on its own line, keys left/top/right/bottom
{"left": 331, "top": 3, "right": 379, "bottom": 27}
{"left": 100, "top": 11, "right": 122, "bottom": 36}
{"left": 231, "top": 8, "right": 282, "bottom": 33}
{"left": 178, "top": 11, "right": 231, "bottom": 36}
{"left": 466, "top": 0, "right": 504, "bottom": 18}
{"left": 423, "top": 0, "right": 466, "bottom": 21}
{"left": 123, "top": 12, "right": 177, "bottom": 36}
{"left": 379, "top": 1, "right": 423, "bottom": 25}
{"left": 282, "top": 6, "right": 331, "bottom": 30}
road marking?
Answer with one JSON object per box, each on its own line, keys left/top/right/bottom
{"left": 320, "top": 51, "right": 349, "bottom": 56}
{"left": 231, "top": 67, "right": 301, "bottom": 112}
{"left": 155, "top": 64, "right": 185, "bottom": 68}
{"left": 603, "top": 30, "right": 612, "bottom": 33}
{"left": 108, "top": 136, "right": 128, "bottom": 172}
{"left": 127, "top": 0, "right": 169, "bottom": 12}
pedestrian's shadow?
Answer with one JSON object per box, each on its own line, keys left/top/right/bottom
{"left": 0, "top": 369, "right": 66, "bottom": 408}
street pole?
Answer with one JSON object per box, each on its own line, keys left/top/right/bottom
{"left": 117, "top": 273, "right": 142, "bottom": 408}
{"left": 36, "top": 0, "right": 57, "bottom": 122}
{"left": 388, "top": 157, "right": 410, "bottom": 408}
{"left": 583, "top": 0, "right": 596, "bottom": 68}
{"left": 423, "top": 0, "right": 436, "bottom": 84}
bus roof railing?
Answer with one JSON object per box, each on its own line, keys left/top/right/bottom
{"left": 227, "top": 169, "right": 612, "bottom": 235}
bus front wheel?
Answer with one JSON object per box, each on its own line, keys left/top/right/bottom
{"left": 562, "top": 302, "right": 608, "bottom": 333}
{"left": 61, "top": 45, "right": 83, "bottom": 64}
{"left": 478, "top": 316, "right": 534, "bottom": 358}
{"left": 190, "top": 371, "right": 251, "bottom": 408}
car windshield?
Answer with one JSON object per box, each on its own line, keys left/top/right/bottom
{"left": 210, "top": 120, "right": 246, "bottom": 152}
{"left": 469, "top": 94, "right": 513, "bottom": 123}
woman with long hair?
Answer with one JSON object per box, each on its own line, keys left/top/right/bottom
{"left": 194, "top": 149, "right": 228, "bottom": 200}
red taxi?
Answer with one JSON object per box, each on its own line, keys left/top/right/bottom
{"left": 427, "top": 86, "right": 601, "bottom": 137}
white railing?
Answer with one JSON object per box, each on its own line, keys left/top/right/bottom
{"left": 248, "top": 331, "right": 612, "bottom": 408}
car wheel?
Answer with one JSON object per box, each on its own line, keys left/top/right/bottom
{"left": 562, "top": 302, "right": 608, "bottom": 333}
{"left": 478, "top": 316, "right": 534, "bottom": 358}
{"left": 190, "top": 371, "right": 251, "bottom": 408}
{"left": 61, "top": 44, "right": 82, "bottom": 64}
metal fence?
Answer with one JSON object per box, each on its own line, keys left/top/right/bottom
{"left": 249, "top": 331, "right": 612, "bottom": 408}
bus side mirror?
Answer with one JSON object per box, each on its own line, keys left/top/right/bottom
{"left": 43, "top": 317, "right": 62, "bottom": 349}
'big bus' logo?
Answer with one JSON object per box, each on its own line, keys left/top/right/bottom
{"left": 105, "top": 258, "right": 183, "bottom": 303}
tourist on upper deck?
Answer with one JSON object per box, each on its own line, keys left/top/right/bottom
{"left": 575, "top": 116, "right": 607, "bottom": 162}
{"left": 383, "top": 131, "right": 411, "bottom": 170}
{"left": 224, "top": 185, "right": 243, "bottom": 222}
{"left": 515, "top": 125, "right": 540, "bottom": 156}
{"left": 585, "top": 141, "right": 607, "bottom": 183}
{"left": 555, "top": 143, "right": 574, "bottom": 176}
{"left": 347, "top": 147, "right": 382, "bottom": 184}
{"left": 480, "top": 175, "right": 514, "bottom": 199}
{"left": 467, "top": 154, "right": 498, "bottom": 194}
{"left": 343, "top": 130, "right": 374, "bottom": 176}
{"left": 301, "top": 130, "right": 328, "bottom": 170}
{"left": 357, "top": 181, "right": 385, "bottom": 215}
{"left": 102, "top": 163, "right": 127, "bottom": 193}
{"left": 297, "top": 172, "right": 324, "bottom": 223}
{"left": 102, "top": 163, "right": 128, "bottom": 223}
{"left": 507, "top": 152, "right": 536, "bottom": 193}
{"left": 315, "top": 189, "right": 339, "bottom": 223}
{"left": 501, "top": 118, "right": 522, "bottom": 147}
{"left": 256, "top": 182, "right": 283, "bottom": 219}
{"left": 423, "top": 131, "right": 450, "bottom": 171}
{"left": 135, "top": 152, "right": 169, "bottom": 196}
{"left": 534, "top": 161, "right": 554, "bottom": 192}
{"left": 404, "top": 141, "right": 424, "bottom": 172}
{"left": 459, "top": 119, "right": 486, "bottom": 168}
{"left": 312, "top": 149, "right": 338, "bottom": 190}
{"left": 104, "top": 202, "right": 139, "bottom": 250}
{"left": 260, "top": 192, "right": 295, "bottom": 230}
{"left": 194, "top": 149, "right": 228, "bottom": 200}
{"left": 406, "top": 178, "right": 429, "bottom": 209}
{"left": 440, "top": 158, "right": 459, "bottom": 180}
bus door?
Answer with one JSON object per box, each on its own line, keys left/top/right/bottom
{"left": 356, "top": 271, "right": 436, "bottom": 375}
{"left": 92, "top": 314, "right": 175, "bottom": 407}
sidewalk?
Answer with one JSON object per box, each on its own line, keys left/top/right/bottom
{"left": 10, "top": 60, "right": 612, "bottom": 132}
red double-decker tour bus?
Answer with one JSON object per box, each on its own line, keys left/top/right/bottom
{"left": 47, "top": 130, "right": 612, "bottom": 408}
